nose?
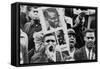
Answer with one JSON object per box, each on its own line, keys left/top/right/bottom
{"left": 49, "top": 41, "right": 53, "bottom": 45}
{"left": 70, "top": 36, "right": 74, "bottom": 39}
{"left": 88, "top": 38, "right": 92, "bottom": 41}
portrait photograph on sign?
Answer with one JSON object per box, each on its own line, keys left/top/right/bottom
{"left": 11, "top": 2, "right": 97, "bottom": 66}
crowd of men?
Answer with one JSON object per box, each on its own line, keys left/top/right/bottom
{"left": 20, "top": 5, "right": 96, "bottom": 64}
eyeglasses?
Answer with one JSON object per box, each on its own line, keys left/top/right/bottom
{"left": 46, "top": 40, "right": 55, "bottom": 43}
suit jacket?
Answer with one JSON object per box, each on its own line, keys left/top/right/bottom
{"left": 74, "top": 46, "right": 95, "bottom": 61}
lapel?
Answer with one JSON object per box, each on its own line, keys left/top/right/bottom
{"left": 81, "top": 47, "right": 88, "bottom": 60}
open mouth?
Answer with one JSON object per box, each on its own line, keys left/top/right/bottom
{"left": 69, "top": 40, "right": 74, "bottom": 43}
{"left": 49, "top": 46, "right": 54, "bottom": 52}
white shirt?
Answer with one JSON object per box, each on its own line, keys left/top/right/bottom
{"left": 85, "top": 46, "right": 95, "bottom": 60}
{"left": 70, "top": 48, "right": 75, "bottom": 59}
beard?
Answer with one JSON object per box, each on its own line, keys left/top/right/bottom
{"left": 86, "top": 41, "right": 94, "bottom": 49}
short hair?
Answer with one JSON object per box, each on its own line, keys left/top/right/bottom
{"left": 43, "top": 8, "right": 59, "bottom": 18}
{"left": 83, "top": 29, "right": 95, "bottom": 37}
{"left": 43, "top": 32, "right": 56, "bottom": 42}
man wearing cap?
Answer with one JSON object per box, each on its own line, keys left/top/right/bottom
{"left": 65, "top": 29, "right": 77, "bottom": 61}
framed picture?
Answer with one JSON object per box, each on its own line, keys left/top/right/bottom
{"left": 11, "top": 2, "right": 98, "bottom": 67}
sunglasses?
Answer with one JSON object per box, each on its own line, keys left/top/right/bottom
{"left": 46, "top": 40, "right": 55, "bottom": 43}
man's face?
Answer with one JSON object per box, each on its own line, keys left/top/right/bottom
{"left": 44, "top": 35, "right": 56, "bottom": 61}
{"left": 28, "top": 8, "right": 39, "bottom": 20}
{"left": 68, "top": 33, "right": 76, "bottom": 48}
{"left": 44, "top": 35, "right": 56, "bottom": 46}
{"left": 84, "top": 32, "right": 95, "bottom": 49}
{"left": 46, "top": 11, "right": 59, "bottom": 28}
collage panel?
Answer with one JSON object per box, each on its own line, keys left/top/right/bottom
{"left": 19, "top": 4, "right": 97, "bottom": 64}
{"left": 72, "top": 8, "right": 96, "bottom": 60}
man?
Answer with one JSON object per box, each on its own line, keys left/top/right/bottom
{"left": 30, "top": 33, "right": 66, "bottom": 63}
{"left": 66, "top": 29, "right": 77, "bottom": 61}
{"left": 24, "top": 7, "right": 42, "bottom": 37}
{"left": 24, "top": 7, "right": 42, "bottom": 54}
{"left": 20, "top": 5, "right": 28, "bottom": 31}
{"left": 43, "top": 8, "right": 62, "bottom": 30}
{"left": 73, "top": 12, "right": 86, "bottom": 48}
{"left": 43, "top": 8, "right": 73, "bottom": 30}
{"left": 20, "top": 29, "right": 29, "bottom": 64}
{"left": 74, "top": 29, "right": 96, "bottom": 61}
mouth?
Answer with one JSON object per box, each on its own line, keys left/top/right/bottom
{"left": 69, "top": 40, "right": 75, "bottom": 43}
{"left": 49, "top": 46, "right": 54, "bottom": 52}
{"left": 87, "top": 41, "right": 94, "bottom": 48}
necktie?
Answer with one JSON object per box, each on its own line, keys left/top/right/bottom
{"left": 89, "top": 50, "right": 90, "bottom": 60}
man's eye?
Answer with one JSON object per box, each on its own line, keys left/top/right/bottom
{"left": 46, "top": 40, "right": 55, "bottom": 43}
{"left": 87, "top": 37, "right": 94, "bottom": 39}
{"left": 68, "top": 35, "right": 71, "bottom": 38}
{"left": 87, "top": 37, "right": 90, "bottom": 39}
{"left": 91, "top": 37, "right": 94, "bottom": 39}
{"left": 51, "top": 40, "right": 55, "bottom": 42}
{"left": 46, "top": 40, "right": 50, "bottom": 43}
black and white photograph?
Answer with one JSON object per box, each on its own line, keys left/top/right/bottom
{"left": 11, "top": 2, "right": 97, "bottom": 66}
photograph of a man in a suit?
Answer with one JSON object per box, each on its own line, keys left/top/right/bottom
{"left": 74, "top": 29, "right": 96, "bottom": 61}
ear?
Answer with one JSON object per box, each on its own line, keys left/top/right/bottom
{"left": 93, "top": 37, "right": 96, "bottom": 41}
{"left": 75, "top": 38, "right": 76, "bottom": 44}
{"left": 84, "top": 37, "right": 86, "bottom": 41}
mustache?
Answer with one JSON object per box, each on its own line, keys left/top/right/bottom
{"left": 86, "top": 41, "right": 95, "bottom": 48}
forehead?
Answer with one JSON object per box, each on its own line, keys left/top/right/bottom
{"left": 47, "top": 11, "right": 57, "bottom": 18}
{"left": 45, "top": 35, "right": 55, "bottom": 40}
{"left": 85, "top": 32, "right": 95, "bottom": 37}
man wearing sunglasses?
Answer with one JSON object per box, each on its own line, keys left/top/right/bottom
{"left": 74, "top": 29, "right": 96, "bottom": 60}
